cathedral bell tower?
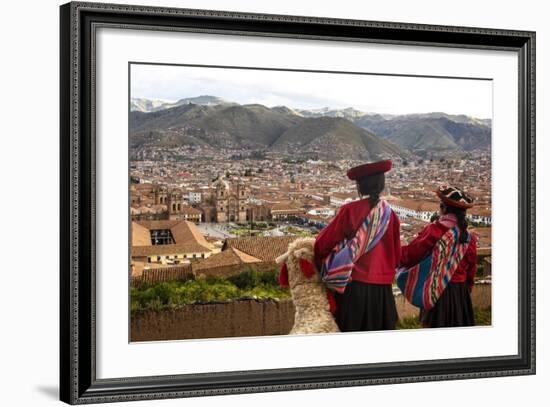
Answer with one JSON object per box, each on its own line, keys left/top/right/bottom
{"left": 167, "top": 190, "right": 183, "bottom": 219}
{"left": 236, "top": 181, "right": 248, "bottom": 222}
{"left": 154, "top": 186, "right": 168, "bottom": 205}
{"left": 215, "top": 179, "right": 229, "bottom": 222}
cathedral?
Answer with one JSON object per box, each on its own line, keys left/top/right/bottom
{"left": 212, "top": 177, "right": 249, "bottom": 223}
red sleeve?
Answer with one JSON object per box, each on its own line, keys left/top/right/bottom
{"left": 314, "top": 205, "right": 351, "bottom": 269}
{"left": 465, "top": 236, "right": 478, "bottom": 291}
{"left": 392, "top": 212, "right": 402, "bottom": 268}
{"left": 400, "top": 223, "right": 446, "bottom": 267}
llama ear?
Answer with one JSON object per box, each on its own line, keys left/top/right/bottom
{"left": 278, "top": 262, "right": 289, "bottom": 288}
{"left": 275, "top": 253, "right": 288, "bottom": 265}
{"left": 299, "top": 258, "right": 316, "bottom": 278}
{"left": 326, "top": 289, "right": 337, "bottom": 315}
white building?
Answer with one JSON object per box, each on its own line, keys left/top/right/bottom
{"left": 307, "top": 208, "right": 335, "bottom": 217}
{"left": 467, "top": 214, "right": 492, "bottom": 226}
{"left": 389, "top": 202, "right": 492, "bottom": 226}
{"left": 388, "top": 203, "right": 432, "bottom": 222}
{"left": 309, "top": 194, "right": 325, "bottom": 201}
{"left": 330, "top": 194, "right": 355, "bottom": 207}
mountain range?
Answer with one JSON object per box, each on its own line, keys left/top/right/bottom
{"left": 130, "top": 96, "right": 491, "bottom": 158}
{"left": 131, "top": 96, "right": 232, "bottom": 113}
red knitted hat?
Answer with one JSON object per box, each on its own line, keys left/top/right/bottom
{"left": 435, "top": 185, "right": 474, "bottom": 209}
{"left": 347, "top": 159, "right": 392, "bottom": 180}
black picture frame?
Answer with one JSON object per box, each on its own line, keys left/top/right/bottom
{"left": 60, "top": 1, "right": 536, "bottom": 404}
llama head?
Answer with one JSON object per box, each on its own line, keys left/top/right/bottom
{"left": 276, "top": 237, "right": 320, "bottom": 289}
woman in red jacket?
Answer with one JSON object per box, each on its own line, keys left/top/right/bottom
{"left": 314, "top": 160, "right": 401, "bottom": 332}
{"left": 400, "top": 185, "right": 478, "bottom": 328}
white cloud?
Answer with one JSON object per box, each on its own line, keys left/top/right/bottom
{"left": 131, "top": 63, "right": 492, "bottom": 119}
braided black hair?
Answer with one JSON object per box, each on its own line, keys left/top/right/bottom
{"left": 442, "top": 204, "right": 469, "bottom": 243}
{"left": 356, "top": 172, "right": 385, "bottom": 207}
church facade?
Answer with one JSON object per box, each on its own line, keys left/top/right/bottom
{"left": 213, "top": 177, "right": 249, "bottom": 223}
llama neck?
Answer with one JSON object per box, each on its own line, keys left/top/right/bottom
{"left": 291, "top": 283, "right": 328, "bottom": 312}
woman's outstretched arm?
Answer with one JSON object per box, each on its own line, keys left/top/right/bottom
{"left": 314, "top": 205, "right": 350, "bottom": 269}
{"left": 400, "top": 222, "right": 447, "bottom": 267}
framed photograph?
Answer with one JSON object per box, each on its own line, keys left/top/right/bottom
{"left": 60, "top": 1, "right": 535, "bottom": 404}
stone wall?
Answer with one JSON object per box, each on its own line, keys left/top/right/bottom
{"left": 130, "top": 284, "right": 492, "bottom": 342}
{"left": 131, "top": 298, "right": 295, "bottom": 342}
{"left": 471, "top": 283, "right": 492, "bottom": 309}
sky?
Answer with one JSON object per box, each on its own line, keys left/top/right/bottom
{"left": 130, "top": 63, "right": 493, "bottom": 119}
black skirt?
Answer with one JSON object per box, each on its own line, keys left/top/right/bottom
{"left": 419, "top": 282, "right": 475, "bottom": 328}
{"left": 334, "top": 280, "right": 398, "bottom": 332}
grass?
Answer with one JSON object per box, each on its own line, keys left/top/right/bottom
{"left": 474, "top": 306, "right": 492, "bottom": 326}
{"left": 131, "top": 268, "right": 290, "bottom": 313}
{"left": 396, "top": 315, "right": 422, "bottom": 329}
{"left": 476, "top": 264, "right": 485, "bottom": 278}
{"left": 396, "top": 306, "right": 492, "bottom": 329}
{"left": 285, "top": 227, "right": 315, "bottom": 237}
{"left": 228, "top": 227, "right": 274, "bottom": 236}
{"left": 228, "top": 225, "right": 315, "bottom": 237}
{"left": 227, "top": 268, "right": 279, "bottom": 288}
{"left": 229, "top": 229, "right": 255, "bottom": 236}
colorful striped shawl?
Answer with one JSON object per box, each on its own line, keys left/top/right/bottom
{"left": 395, "top": 226, "right": 475, "bottom": 310}
{"left": 320, "top": 199, "right": 392, "bottom": 293}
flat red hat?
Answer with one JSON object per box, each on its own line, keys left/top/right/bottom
{"left": 347, "top": 159, "right": 392, "bottom": 180}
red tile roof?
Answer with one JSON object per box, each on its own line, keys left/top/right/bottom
{"left": 131, "top": 220, "right": 213, "bottom": 257}
{"left": 193, "top": 247, "right": 261, "bottom": 271}
{"left": 222, "top": 235, "right": 297, "bottom": 262}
